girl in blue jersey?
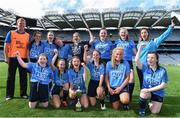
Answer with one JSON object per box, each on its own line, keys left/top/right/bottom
{"left": 87, "top": 28, "right": 114, "bottom": 99}
{"left": 16, "top": 52, "right": 53, "bottom": 108}
{"left": 83, "top": 45, "right": 106, "bottom": 110}
{"left": 114, "top": 28, "right": 137, "bottom": 101}
{"left": 43, "top": 31, "right": 57, "bottom": 66}
{"left": 68, "top": 56, "right": 89, "bottom": 109}
{"left": 136, "top": 19, "right": 175, "bottom": 89}
{"left": 54, "top": 37, "right": 71, "bottom": 61}
{"left": 87, "top": 28, "right": 114, "bottom": 64}
{"left": 29, "top": 31, "right": 44, "bottom": 62}
{"left": 105, "top": 47, "right": 130, "bottom": 110}
{"left": 135, "top": 45, "right": 168, "bottom": 116}
{"left": 51, "top": 49, "right": 69, "bottom": 108}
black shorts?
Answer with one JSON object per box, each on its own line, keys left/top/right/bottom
{"left": 151, "top": 93, "right": 164, "bottom": 103}
{"left": 127, "top": 60, "right": 134, "bottom": 69}
{"left": 87, "top": 79, "right": 104, "bottom": 97}
{"left": 52, "top": 85, "right": 63, "bottom": 95}
{"left": 109, "top": 86, "right": 129, "bottom": 103}
{"left": 29, "top": 82, "right": 49, "bottom": 102}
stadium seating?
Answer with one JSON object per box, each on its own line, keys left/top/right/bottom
{"left": 0, "top": 26, "right": 179, "bottom": 64}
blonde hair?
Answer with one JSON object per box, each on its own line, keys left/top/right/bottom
{"left": 38, "top": 53, "right": 48, "bottom": 62}
{"left": 57, "top": 58, "right": 66, "bottom": 69}
{"left": 111, "top": 47, "right": 124, "bottom": 69}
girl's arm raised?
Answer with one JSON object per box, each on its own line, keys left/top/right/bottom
{"left": 51, "top": 49, "right": 58, "bottom": 71}
{"left": 83, "top": 45, "right": 88, "bottom": 64}
{"left": 86, "top": 28, "right": 95, "bottom": 44}
{"left": 135, "top": 45, "right": 144, "bottom": 70}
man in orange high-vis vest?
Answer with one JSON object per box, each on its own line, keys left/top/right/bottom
{"left": 4, "top": 18, "right": 30, "bottom": 100}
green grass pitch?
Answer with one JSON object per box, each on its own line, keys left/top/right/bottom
{"left": 0, "top": 62, "right": 180, "bottom": 117}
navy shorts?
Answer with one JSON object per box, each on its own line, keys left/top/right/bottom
{"left": 87, "top": 79, "right": 105, "bottom": 97}
{"left": 52, "top": 85, "right": 63, "bottom": 95}
{"left": 29, "top": 82, "right": 49, "bottom": 102}
{"left": 109, "top": 86, "right": 129, "bottom": 103}
{"left": 151, "top": 93, "right": 164, "bottom": 103}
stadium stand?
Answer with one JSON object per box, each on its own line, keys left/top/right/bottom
{"left": 0, "top": 7, "right": 180, "bottom": 64}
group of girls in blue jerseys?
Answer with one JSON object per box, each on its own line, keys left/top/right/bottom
{"left": 15, "top": 18, "right": 175, "bottom": 116}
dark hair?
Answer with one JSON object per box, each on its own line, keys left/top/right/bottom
{"left": 54, "top": 37, "right": 63, "bottom": 48}
{"left": 92, "top": 49, "right": 103, "bottom": 65}
{"left": 47, "top": 31, "right": 56, "bottom": 44}
{"left": 73, "top": 32, "right": 80, "bottom": 37}
{"left": 69, "top": 56, "right": 82, "bottom": 69}
{"left": 29, "top": 31, "right": 42, "bottom": 50}
{"left": 139, "top": 28, "right": 150, "bottom": 41}
{"left": 147, "top": 51, "right": 159, "bottom": 68}
{"left": 100, "top": 27, "right": 107, "bottom": 31}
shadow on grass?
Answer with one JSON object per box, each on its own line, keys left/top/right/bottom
{"left": 0, "top": 86, "right": 6, "bottom": 89}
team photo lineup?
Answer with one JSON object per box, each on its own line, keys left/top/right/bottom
{"left": 2, "top": 15, "right": 179, "bottom": 117}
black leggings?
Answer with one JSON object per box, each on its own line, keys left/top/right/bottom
{"left": 136, "top": 66, "right": 143, "bottom": 89}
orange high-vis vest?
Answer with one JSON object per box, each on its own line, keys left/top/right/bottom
{"left": 8, "top": 31, "right": 30, "bottom": 58}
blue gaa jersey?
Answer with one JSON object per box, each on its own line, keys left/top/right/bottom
{"left": 87, "top": 61, "right": 105, "bottom": 81}
{"left": 106, "top": 61, "right": 130, "bottom": 88}
{"left": 68, "top": 67, "right": 86, "bottom": 93}
{"left": 142, "top": 64, "right": 168, "bottom": 97}
{"left": 91, "top": 38, "right": 114, "bottom": 60}
{"left": 114, "top": 39, "right": 136, "bottom": 61}
{"left": 43, "top": 41, "right": 57, "bottom": 65}
{"left": 137, "top": 25, "right": 173, "bottom": 64}
{"left": 27, "top": 62, "right": 54, "bottom": 85}
{"left": 53, "top": 68, "right": 69, "bottom": 86}
{"left": 58, "top": 44, "right": 71, "bottom": 60}
{"left": 29, "top": 41, "right": 44, "bottom": 59}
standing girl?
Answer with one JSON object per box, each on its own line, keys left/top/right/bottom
{"left": 136, "top": 19, "right": 175, "bottom": 89}
{"left": 114, "top": 28, "right": 136, "bottom": 101}
{"left": 87, "top": 28, "right": 114, "bottom": 99}
{"left": 29, "top": 31, "right": 44, "bottom": 62}
{"left": 88, "top": 28, "right": 114, "bottom": 64}
{"left": 54, "top": 37, "right": 71, "bottom": 61}
{"left": 43, "top": 31, "right": 57, "bottom": 66}
{"left": 70, "top": 32, "right": 85, "bottom": 62}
